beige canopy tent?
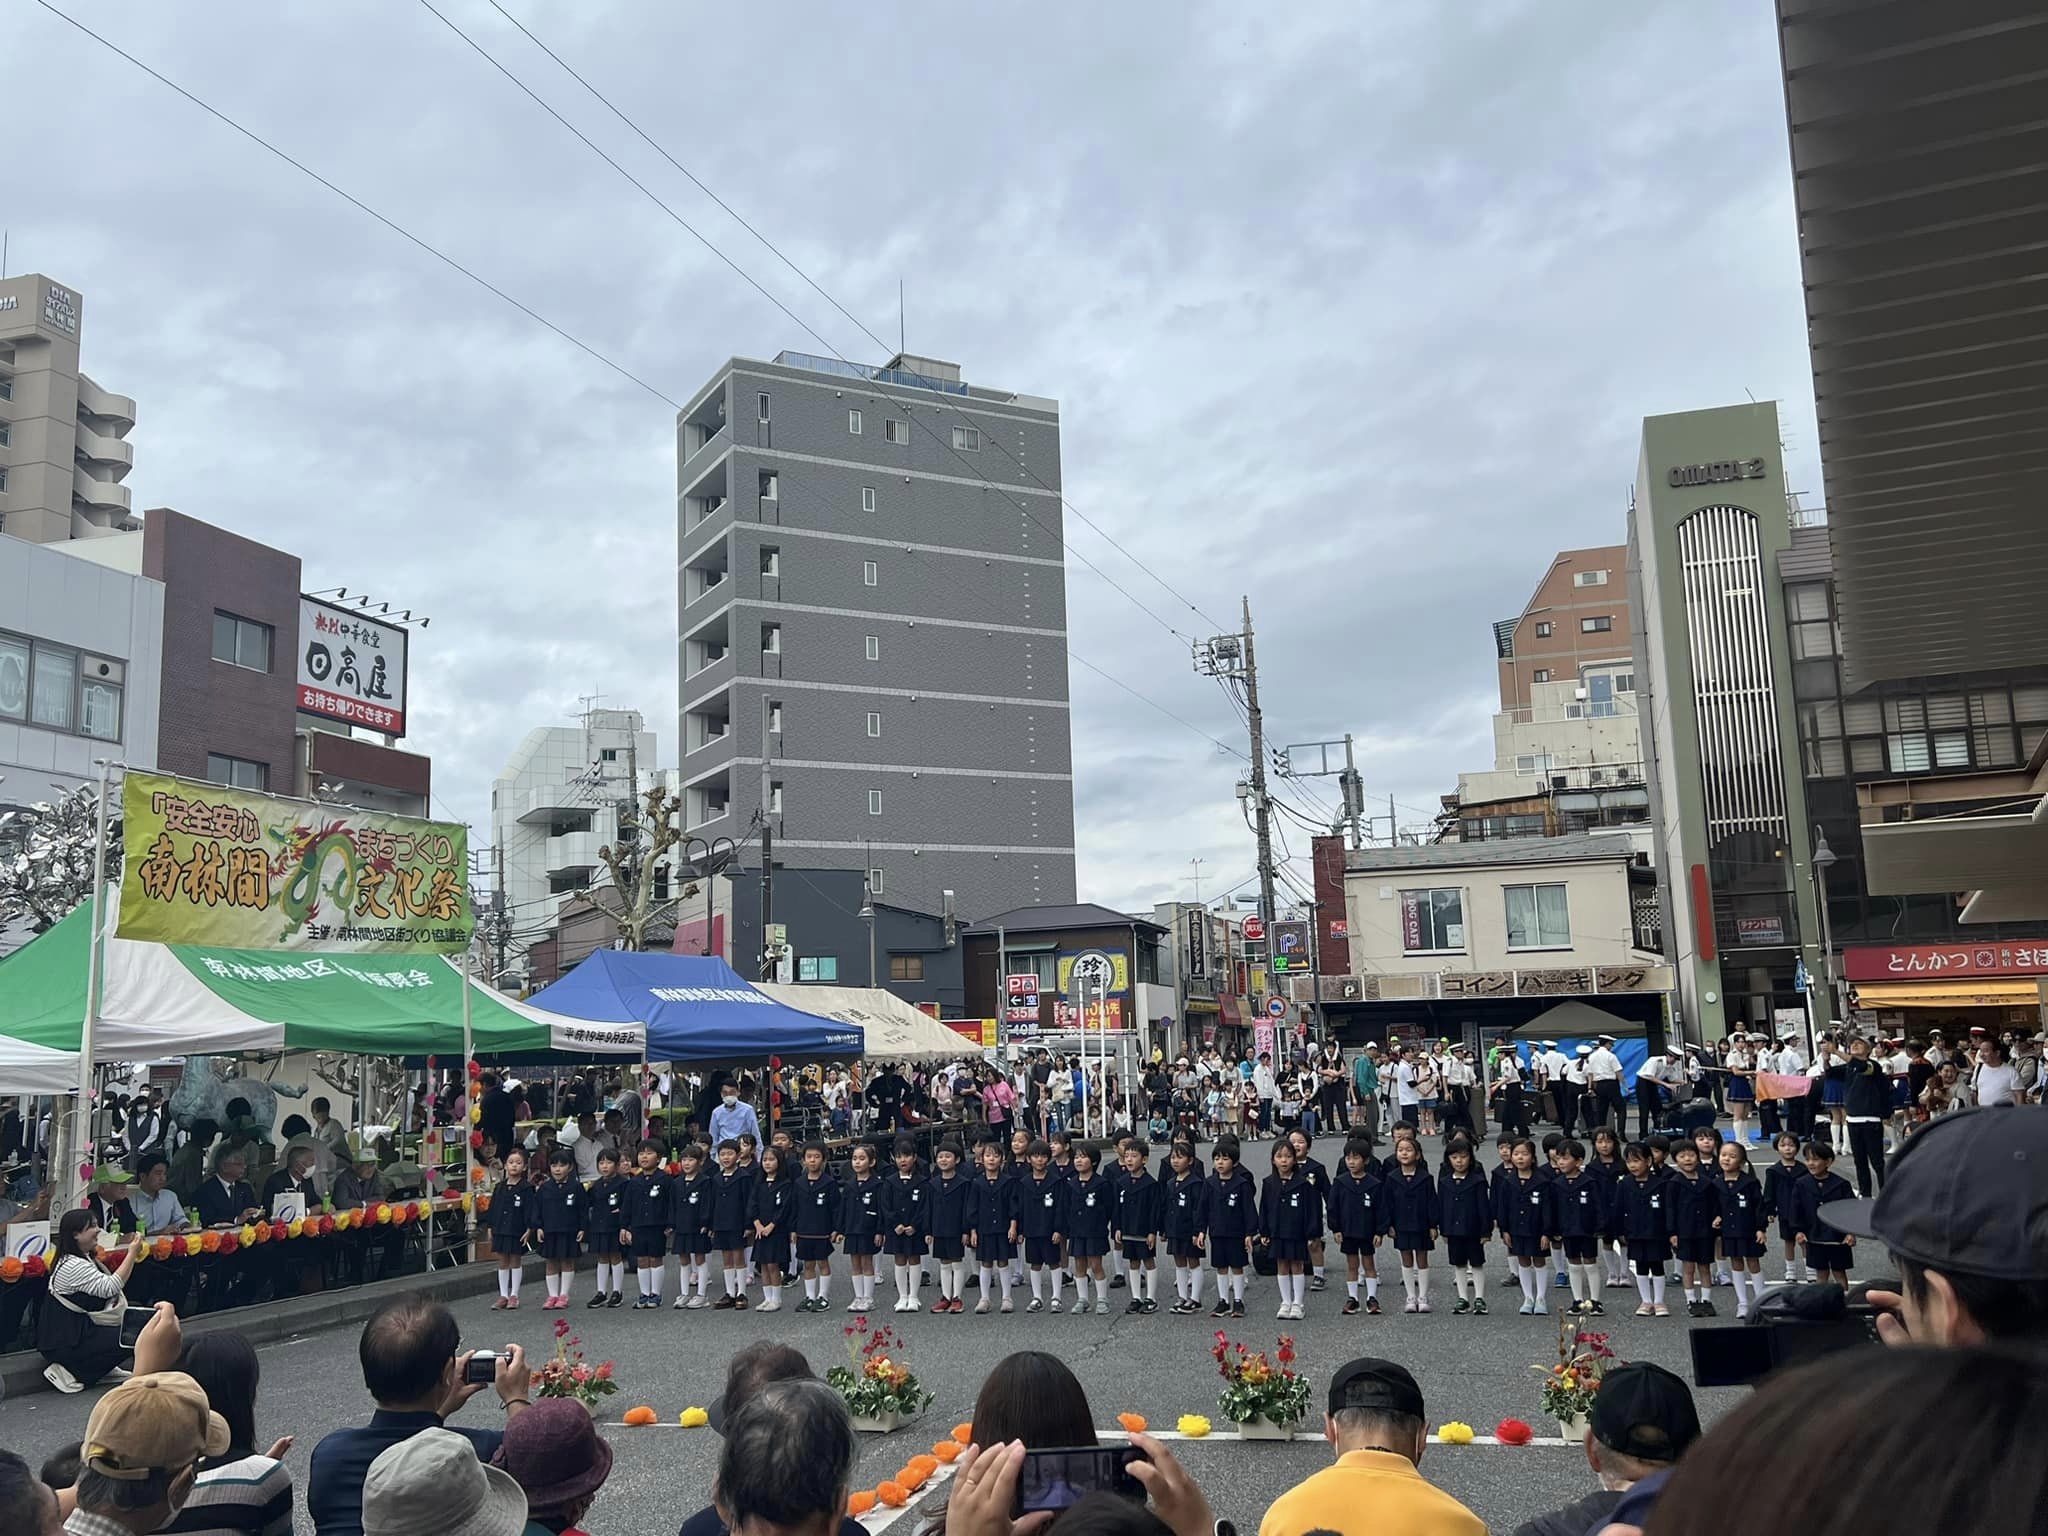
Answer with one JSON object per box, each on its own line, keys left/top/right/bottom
{"left": 755, "top": 983, "right": 968, "bottom": 1062}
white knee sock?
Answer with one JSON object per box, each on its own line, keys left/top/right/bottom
{"left": 1415, "top": 1266, "right": 1429, "bottom": 1302}
{"left": 978, "top": 1265, "right": 995, "bottom": 1298}
{"left": 1466, "top": 1266, "right": 1483, "bottom": 1300}
{"left": 498, "top": 1267, "right": 512, "bottom": 1298}
{"left": 507, "top": 1267, "right": 523, "bottom": 1298}
{"left": 1651, "top": 1274, "right": 1667, "bottom": 1305}
{"left": 1028, "top": 1268, "right": 1044, "bottom": 1301}
{"left": 819, "top": 1271, "right": 832, "bottom": 1302}
{"left": 1366, "top": 1274, "right": 1380, "bottom": 1301}
{"left": 1636, "top": 1273, "right": 1654, "bottom": 1303}
{"left": 999, "top": 1269, "right": 1014, "bottom": 1302}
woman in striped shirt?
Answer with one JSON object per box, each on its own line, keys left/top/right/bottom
{"left": 162, "top": 1332, "right": 294, "bottom": 1536}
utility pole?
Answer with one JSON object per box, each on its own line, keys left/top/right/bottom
{"left": 1195, "top": 597, "right": 1277, "bottom": 1006}
{"left": 1188, "top": 856, "right": 1204, "bottom": 908}
{"left": 1341, "top": 735, "right": 1364, "bottom": 849}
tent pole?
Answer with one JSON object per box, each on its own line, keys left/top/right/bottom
{"left": 68, "top": 759, "right": 115, "bottom": 1211}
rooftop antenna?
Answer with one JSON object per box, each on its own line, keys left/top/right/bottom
{"left": 898, "top": 279, "right": 905, "bottom": 356}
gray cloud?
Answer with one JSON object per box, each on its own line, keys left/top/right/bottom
{"left": 12, "top": 0, "right": 1818, "bottom": 916}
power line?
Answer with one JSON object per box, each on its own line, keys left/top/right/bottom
{"left": 476, "top": 0, "right": 1228, "bottom": 638}
{"left": 31, "top": 2, "right": 684, "bottom": 412}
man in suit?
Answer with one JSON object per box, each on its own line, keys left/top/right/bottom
{"left": 196, "top": 1146, "right": 263, "bottom": 1312}
{"left": 85, "top": 1164, "right": 142, "bottom": 1235}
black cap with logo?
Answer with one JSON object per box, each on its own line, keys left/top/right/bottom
{"left": 1327, "top": 1357, "right": 1425, "bottom": 1420}
{"left": 1586, "top": 1362, "right": 1700, "bottom": 1463}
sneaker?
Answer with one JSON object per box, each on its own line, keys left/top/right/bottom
{"left": 1653, "top": 1303, "right": 1671, "bottom": 1317}
{"left": 607, "top": 1291, "right": 624, "bottom": 1308}
{"left": 1231, "top": 1300, "right": 1246, "bottom": 1318}
{"left": 1635, "top": 1303, "right": 1655, "bottom": 1317}
{"left": 1698, "top": 1299, "right": 1718, "bottom": 1317}
{"left": 1049, "top": 1297, "right": 1063, "bottom": 1313}
{"left": 1532, "top": 1300, "right": 1547, "bottom": 1315}
{"left": 1517, "top": 1300, "right": 1534, "bottom": 1315}
{"left": 1310, "top": 1274, "right": 1327, "bottom": 1291}
{"left": 1735, "top": 1304, "right": 1750, "bottom": 1321}
{"left": 1277, "top": 1302, "right": 1291, "bottom": 1318}
{"left": 1472, "top": 1297, "right": 1487, "bottom": 1315}
{"left": 102, "top": 1366, "right": 132, "bottom": 1382}
{"left": 713, "top": 1295, "right": 738, "bottom": 1310}
{"left": 1027, "top": 1298, "right": 1044, "bottom": 1313}
{"left": 1211, "top": 1300, "right": 1232, "bottom": 1318}
{"left": 491, "top": 1297, "right": 509, "bottom": 1310}
{"left": 506, "top": 1297, "right": 520, "bottom": 1309}
{"left": 687, "top": 1294, "right": 710, "bottom": 1309}
{"left": 1128, "top": 1298, "right": 1145, "bottom": 1314}
{"left": 43, "top": 1362, "right": 84, "bottom": 1394}
{"left": 1451, "top": 1298, "right": 1470, "bottom": 1314}
{"left": 1343, "top": 1297, "right": 1361, "bottom": 1315}
{"left": 1096, "top": 1300, "right": 1110, "bottom": 1315}
{"left": 587, "top": 1292, "right": 607, "bottom": 1309}
{"left": 1588, "top": 1299, "right": 1605, "bottom": 1316}
{"left": 1406, "top": 1298, "right": 1421, "bottom": 1314}
{"left": 1554, "top": 1273, "right": 1570, "bottom": 1289}
{"left": 853, "top": 1300, "right": 870, "bottom": 1313}
{"left": 976, "top": 1298, "right": 992, "bottom": 1314}
{"left": 1367, "top": 1296, "right": 1384, "bottom": 1315}
{"left": 733, "top": 1295, "right": 749, "bottom": 1310}
{"left": 758, "top": 1297, "right": 780, "bottom": 1311}
{"left": 1142, "top": 1298, "right": 1159, "bottom": 1314}
{"left": 1001, "top": 1298, "right": 1015, "bottom": 1313}
{"left": 847, "top": 1298, "right": 864, "bottom": 1311}
{"left": 1417, "top": 1299, "right": 1432, "bottom": 1313}
{"left": 1110, "top": 1274, "right": 1127, "bottom": 1289}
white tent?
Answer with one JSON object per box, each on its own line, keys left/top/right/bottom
{"left": 756, "top": 984, "right": 968, "bottom": 1061}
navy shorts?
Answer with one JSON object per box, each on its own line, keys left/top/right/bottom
{"left": 1627, "top": 1239, "right": 1668, "bottom": 1275}
{"left": 1445, "top": 1236, "right": 1485, "bottom": 1268}
{"left": 628, "top": 1225, "right": 668, "bottom": 1255}
{"left": 975, "top": 1235, "right": 1016, "bottom": 1264}
{"left": 1561, "top": 1236, "right": 1599, "bottom": 1263}
{"left": 1340, "top": 1234, "right": 1376, "bottom": 1257}
{"left": 586, "top": 1227, "right": 622, "bottom": 1256}
{"left": 1266, "top": 1238, "right": 1308, "bottom": 1263}
{"left": 1807, "top": 1240, "right": 1851, "bottom": 1272}
{"left": 754, "top": 1233, "right": 791, "bottom": 1272}
{"left": 1066, "top": 1235, "right": 1107, "bottom": 1260}
{"left": 1121, "top": 1238, "right": 1155, "bottom": 1264}
{"left": 711, "top": 1228, "right": 747, "bottom": 1252}
{"left": 1392, "top": 1229, "right": 1433, "bottom": 1255}
{"left": 672, "top": 1232, "right": 709, "bottom": 1257}
{"left": 932, "top": 1235, "right": 966, "bottom": 1263}
{"left": 1720, "top": 1230, "right": 1764, "bottom": 1259}
{"left": 1508, "top": 1234, "right": 1547, "bottom": 1259}
{"left": 1208, "top": 1236, "right": 1248, "bottom": 1270}
{"left": 1171, "top": 1241, "right": 1204, "bottom": 1265}
{"left": 1025, "top": 1237, "right": 1061, "bottom": 1267}
{"left": 1676, "top": 1236, "right": 1717, "bottom": 1265}
{"left": 795, "top": 1235, "right": 835, "bottom": 1264}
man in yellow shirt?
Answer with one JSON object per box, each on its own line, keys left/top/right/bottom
{"left": 1260, "top": 1358, "right": 1485, "bottom": 1536}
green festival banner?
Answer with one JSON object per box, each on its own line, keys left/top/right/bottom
{"left": 117, "top": 771, "right": 473, "bottom": 953}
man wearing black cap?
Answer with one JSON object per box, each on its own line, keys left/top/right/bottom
{"left": 1259, "top": 1358, "right": 1483, "bottom": 1536}
{"left": 1508, "top": 1362, "right": 1700, "bottom": 1536}
{"left": 1823, "top": 1104, "right": 2048, "bottom": 1347}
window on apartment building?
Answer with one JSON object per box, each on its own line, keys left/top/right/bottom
{"left": 758, "top": 470, "right": 778, "bottom": 501}
{"left": 864, "top": 635, "right": 879, "bottom": 661}
{"left": 1514, "top": 753, "right": 1555, "bottom": 775}
{"left": 848, "top": 408, "right": 863, "bottom": 435}
{"left": 798, "top": 956, "right": 839, "bottom": 982}
{"left": 0, "top": 422, "right": 10, "bottom": 446}
{"left": 79, "top": 673, "right": 123, "bottom": 742}
{"left": 868, "top": 789, "right": 883, "bottom": 816}
{"left": 757, "top": 392, "right": 771, "bottom": 421}
{"left": 1399, "top": 888, "right": 1464, "bottom": 952}
{"left": 884, "top": 418, "right": 908, "bottom": 444}
{"left": 1532, "top": 669, "right": 1550, "bottom": 683}
{"left": 1613, "top": 672, "right": 1635, "bottom": 694}
{"left": 889, "top": 954, "right": 924, "bottom": 981}
{"left": 1574, "top": 570, "right": 1609, "bottom": 587}
{"left": 29, "top": 644, "right": 76, "bottom": 731}
{"left": 206, "top": 753, "right": 268, "bottom": 791}
{"left": 866, "top": 712, "right": 881, "bottom": 737}
{"left": 868, "top": 866, "right": 885, "bottom": 896}
{"left": 952, "top": 425, "right": 979, "bottom": 451}
{"left": 768, "top": 781, "right": 783, "bottom": 813}
{"left": 0, "top": 466, "right": 8, "bottom": 492}
{"left": 212, "top": 611, "right": 273, "bottom": 672}
{"left": 768, "top": 700, "right": 783, "bottom": 733}
{"left": 1534, "top": 621, "right": 1552, "bottom": 638}
{"left": 1505, "top": 882, "right": 1571, "bottom": 948}
{"left": 0, "top": 636, "right": 27, "bottom": 722}
{"left": 761, "top": 623, "right": 782, "bottom": 655}
{"left": 0, "top": 374, "right": 12, "bottom": 400}
{"left": 761, "top": 547, "right": 780, "bottom": 578}
{"left": 862, "top": 486, "right": 876, "bottom": 512}
{"left": 863, "top": 560, "right": 878, "bottom": 587}
{"left": 1581, "top": 615, "right": 1613, "bottom": 633}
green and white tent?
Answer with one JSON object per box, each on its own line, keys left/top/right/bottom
{"left": 0, "top": 900, "right": 642, "bottom": 1093}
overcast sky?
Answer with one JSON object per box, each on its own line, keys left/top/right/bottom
{"left": 13, "top": 0, "right": 1822, "bottom": 918}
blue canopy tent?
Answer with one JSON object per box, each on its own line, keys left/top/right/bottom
{"left": 526, "top": 950, "right": 865, "bottom": 1062}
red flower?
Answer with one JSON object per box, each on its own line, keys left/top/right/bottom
{"left": 22, "top": 1254, "right": 47, "bottom": 1278}
{"left": 1496, "top": 1418, "right": 1535, "bottom": 1446}
{"left": 554, "top": 1317, "right": 571, "bottom": 1338}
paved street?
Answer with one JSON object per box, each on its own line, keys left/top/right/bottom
{"left": 0, "top": 1129, "right": 1867, "bottom": 1534}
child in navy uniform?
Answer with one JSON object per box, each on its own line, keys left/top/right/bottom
{"left": 750, "top": 1143, "right": 794, "bottom": 1312}
{"left": 1550, "top": 1139, "right": 1606, "bottom": 1316}
{"left": 1161, "top": 1141, "right": 1209, "bottom": 1313}
{"left": 669, "top": 1144, "right": 712, "bottom": 1310}
{"left": 1667, "top": 1142, "right": 1720, "bottom": 1317}
{"left": 1065, "top": 1145, "right": 1114, "bottom": 1314}
{"left": 620, "top": 1140, "right": 671, "bottom": 1309}
{"left": 1611, "top": 1141, "right": 1676, "bottom": 1316}
{"left": 1712, "top": 1140, "right": 1767, "bottom": 1319}
{"left": 1494, "top": 1138, "right": 1556, "bottom": 1316}
{"left": 709, "top": 1140, "right": 754, "bottom": 1310}
{"left": 1794, "top": 1141, "right": 1856, "bottom": 1286}
{"left": 1259, "top": 1139, "right": 1317, "bottom": 1320}
{"left": 1288, "top": 1130, "right": 1331, "bottom": 1293}
{"left": 536, "top": 1147, "right": 585, "bottom": 1310}
{"left": 793, "top": 1141, "right": 841, "bottom": 1312}
{"left": 586, "top": 1145, "right": 628, "bottom": 1309}
{"left": 1382, "top": 1135, "right": 1439, "bottom": 1314}
{"left": 882, "top": 1136, "right": 930, "bottom": 1313}
{"left": 1587, "top": 1125, "right": 1629, "bottom": 1291}
{"left": 1436, "top": 1138, "right": 1492, "bottom": 1315}
{"left": 1017, "top": 1141, "right": 1070, "bottom": 1313}
{"left": 487, "top": 1148, "right": 538, "bottom": 1310}
{"left": 1762, "top": 1131, "right": 1810, "bottom": 1283}
{"left": 838, "top": 1142, "right": 884, "bottom": 1313}
{"left": 968, "top": 1140, "right": 1019, "bottom": 1313}
{"left": 926, "top": 1141, "right": 972, "bottom": 1313}
{"left": 1114, "top": 1140, "right": 1164, "bottom": 1314}
{"left": 1203, "top": 1139, "right": 1258, "bottom": 1319}
{"left": 1330, "top": 1137, "right": 1387, "bottom": 1315}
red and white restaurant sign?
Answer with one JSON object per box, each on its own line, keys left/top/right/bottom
{"left": 1242, "top": 916, "right": 1266, "bottom": 943}
{"left": 1844, "top": 943, "right": 2048, "bottom": 982}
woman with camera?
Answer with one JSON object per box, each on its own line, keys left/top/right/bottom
{"left": 38, "top": 1206, "right": 143, "bottom": 1393}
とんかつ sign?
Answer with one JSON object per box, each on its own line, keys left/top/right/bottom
{"left": 118, "top": 771, "right": 472, "bottom": 953}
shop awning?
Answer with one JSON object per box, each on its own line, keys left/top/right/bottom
{"left": 756, "top": 983, "right": 961, "bottom": 1061}
{"left": 527, "top": 950, "right": 863, "bottom": 1062}
{"left": 1852, "top": 978, "right": 2043, "bottom": 1010}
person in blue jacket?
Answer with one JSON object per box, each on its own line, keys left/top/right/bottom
{"left": 968, "top": 1139, "right": 1019, "bottom": 1313}
{"left": 1382, "top": 1134, "right": 1439, "bottom": 1314}
{"left": 1258, "top": 1139, "right": 1317, "bottom": 1320}
{"left": 1610, "top": 1141, "right": 1677, "bottom": 1316}
{"left": 1064, "top": 1144, "right": 1114, "bottom": 1315}
{"left": 1329, "top": 1137, "right": 1386, "bottom": 1316}
{"left": 1436, "top": 1137, "right": 1492, "bottom": 1316}
{"left": 1160, "top": 1141, "right": 1209, "bottom": 1314}
{"left": 1494, "top": 1137, "right": 1558, "bottom": 1316}
{"left": 1550, "top": 1138, "right": 1608, "bottom": 1316}
{"left": 619, "top": 1139, "right": 671, "bottom": 1310}
{"left": 1114, "top": 1140, "right": 1164, "bottom": 1314}
{"left": 487, "top": 1146, "right": 539, "bottom": 1310}
{"left": 925, "top": 1140, "right": 972, "bottom": 1313}
{"left": 882, "top": 1136, "right": 931, "bottom": 1314}
{"left": 1202, "top": 1138, "right": 1258, "bottom": 1319}
{"left": 668, "top": 1142, "right": 712, "bottom": 1310}
{"left": 792, "top": 1140, "right": 841, "bottom": 1312}
{"left": 749, "top": 1142, "right": 794, "bottom": 1313}
{"left": 837, "top": 1141, "right": 884, "bottom": 1313}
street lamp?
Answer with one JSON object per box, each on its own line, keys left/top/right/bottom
{"left": 857, "top": 877, "right": 876, "bottom": 987}
{"left": 1811, "top": 827, "right": 1840, "bottom": 1040}
{"left": 683, "top": 835, "right": 738, "bottom": 958}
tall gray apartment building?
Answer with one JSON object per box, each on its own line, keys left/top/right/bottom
{"left": 675, "top": 350, "right": 1076, "bottom": 923}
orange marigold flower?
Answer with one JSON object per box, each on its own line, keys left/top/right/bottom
{"left": 952, "top": 1422, "right": 973, "bottom": 1445}
{"left": 931, "top": 1441, "right": 962, "bottom": 1463}
{"left": 897, "top": 1467, "right": 929, "bottom": 1492}
{"left": 621, "top": 1406, "right": 658, "bottom": 1426}
{"left": 1117, "top": 1413, "right": 1147, "bottom": 1434}
{"left": 876, "top": 1482, "right": 909, "bottom": 1508}
{"left": 848, "top": 1491, "right": 877, "bottom": 1517}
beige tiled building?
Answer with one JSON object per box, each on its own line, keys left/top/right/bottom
{"left": 0, "top": 273, "right": 139, "bottom": 545}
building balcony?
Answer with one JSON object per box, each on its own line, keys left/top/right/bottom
{"left": 75, "top": 425, "right": 133, "bottom": 478}
{"left": 513, "top": 783, "right": 595, "bottom": 825}
{"left": 546, "top": 829, "right": 602, "bottom": 879}
{"left": 73, "top": 473, "right": 130, "bottom": 513}
{"left": 75, "top": 375, "right": 136, "bottom": 433}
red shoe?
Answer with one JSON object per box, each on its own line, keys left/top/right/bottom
{"left": 490, "top": 1297, "right": 508, "bottom": 1310}
{"left": 506, "top": 1296, "right": 520, "bottom": 1309}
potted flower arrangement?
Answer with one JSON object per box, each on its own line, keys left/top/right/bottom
{"left": 1211, "top": 1333, "right": 1310, "bottom": 1440}
{"left": 828, "top": 1318, "right": 935, "bottom": 1433}
{"left": 534, "top": 1316, "right": 619, "bottom": 1415}
{"left": 1534, "top": 1315, "right": 1617, "bottom": 1441}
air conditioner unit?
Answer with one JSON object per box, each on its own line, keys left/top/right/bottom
{"left": 1551, "top": 775, "right": 1568, "bottom": 790}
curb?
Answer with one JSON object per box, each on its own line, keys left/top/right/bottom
{"left": 0, "top": 1256, "right": 541, "bottom": 1401}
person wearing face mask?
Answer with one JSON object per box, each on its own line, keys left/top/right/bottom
{"left": 709, "top": 1084, "right": 762, "bottom": 1149}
